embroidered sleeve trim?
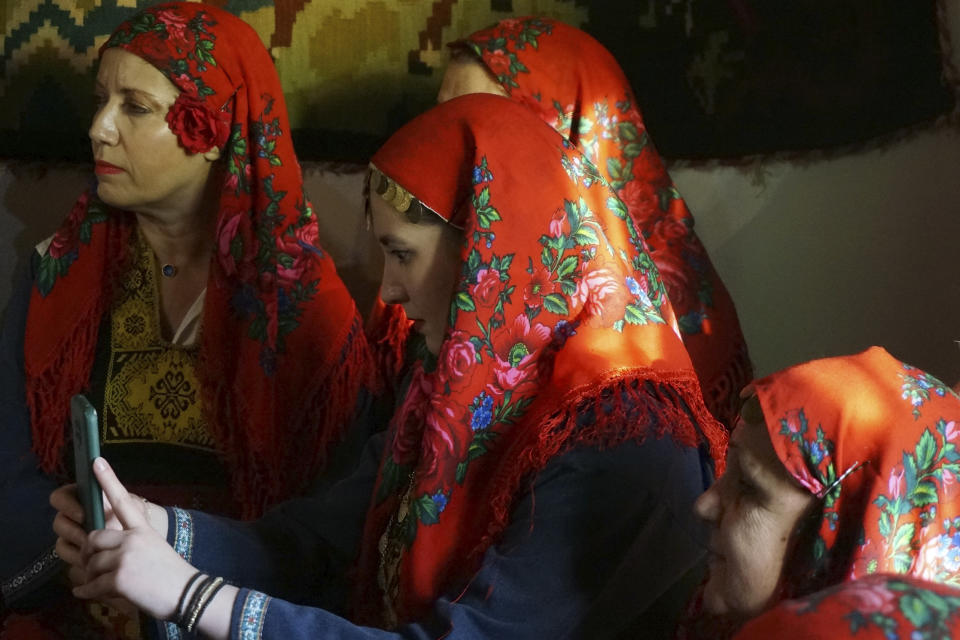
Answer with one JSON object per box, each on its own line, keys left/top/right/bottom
{"left": 1, "top": 546, "right": 61, "bottom": 605}
{"left": 162, "top": 621, "right": 183, "bottom": 640}
{"left": 171, "top": 506, "right": 194, "bottom": 563}
{"left": 237, "top": 590, "right": 270, "bottom": 640}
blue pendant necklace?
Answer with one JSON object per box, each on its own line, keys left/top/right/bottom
{"left": 161, "top": 264, "right": 178, "bottom": 278}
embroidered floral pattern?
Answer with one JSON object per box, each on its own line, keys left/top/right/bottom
{"left": 462, "top": 17, "right": 753, "bottom": 430}
{"left": 36, "top": 193, "right": 109, "bottom": 297}
{"left": 376, "top": 149, "right": 674, "bottom": 538}
{"left": 171, "top": 507, "right": 194, "bottom": 562}
{"left": 787, "top": 577, "right": 960, "bottom": 640}
{"left": 871, "top": 419, "right": 960, "bottom": 577}
{"left": 238, "top": 590, "right": 270, "bottom": 639}
{"left": 900, "top": 363, "right": 956, "bottom": 419}
{"left": 755, "top": 348, "right": 960, "bottom": 601}
{"left": 463, "top": 18, "right": 554, "bottom": 90}
{"left": 104, "top": 8, "right": 218, "bottom": 97}
{"left": 358, "top": 93, "right": 727, "bottom": 626}
{"left": 1, "top": 547, "right": 60, "bottom": 603}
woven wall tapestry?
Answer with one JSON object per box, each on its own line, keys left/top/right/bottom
{"left": 1, "top": 0, "right": 955, "bottom": 162}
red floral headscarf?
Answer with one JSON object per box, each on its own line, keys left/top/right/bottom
{"left": 732, "top": 574, "right": 960, "bottom": 640}
{"left": 753, "top": 347, "right": 960, "bottom": 595}
{"left": 458, "top": 17, "right": 752, "bottom": 429}
{"left": 23, "top": 2, "right": 372, "bottom": 518}
{"left": 353, "top": 94, "right": 727, "bottom": 626}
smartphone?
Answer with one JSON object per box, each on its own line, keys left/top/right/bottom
{"left": 70, "top": 394, "right": 105, "bottom": 531}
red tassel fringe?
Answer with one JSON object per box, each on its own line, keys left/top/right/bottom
{"left": 479, "top": 366, "right": 727, "bottom": 556}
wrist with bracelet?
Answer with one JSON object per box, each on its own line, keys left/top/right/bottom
{"left": 174, "top": 570, "right": 227, "bottom": 633}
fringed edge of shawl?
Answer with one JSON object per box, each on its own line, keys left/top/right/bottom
{"left": 25, "top": 219, "right": 132, "bottom": 476}
{"left": 479, "top": 366, "right": 727, "bottom": 555}
{"left": 365, "top": 300, "right": 411, "bottom": 395}
{"left": 199, "top": 313, "right": 374, "bottom": 519}
{"left": 26, "top": 307, "right": 103, "bottom": 476}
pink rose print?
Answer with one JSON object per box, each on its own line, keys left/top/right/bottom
{"left": 391, "top": 371, "right": 432, "bottom": 465}
{"left": 946, "top": 421, "right": 958, "bottom": 442}
{"left": 154, "top": 9, "right": 190, "bottom": 44}
{"left": 616, "top": 179, "right": 656, "bottom": 224}
{"left": 438, "top": 330, "right": 478, "bottom": 391}
{"left": 496, "top": 19, "right": 524, "bottom": 38}
{"left": 484, "top": 50, "right": 512, "bottom": 78}
{"left": 471, "top": 268, "right": 501, "bottom": 310}
{"left": 915, "top": 532, "right": 960, "bottom": 581}
{"left": 549, "top": 208, "right": 566, "bottom": 238}
{"left": 823, "top": 579, "right": 896, "bottom": 615}
{"left": 418, "top": 396, "right": 469, "bottom": 485}
{"left": 217, "top": 209, "right": 258, "bottom": 281}
{"left": 652, "top": 216, "right": 689, "bottom": 244}
{"left": 47, "top": 193, "right": 89, "bottom": 259}
{"left": 295, "top": 222, "right": 319, "bottom": 249}
{"left": 275, "top": 235, "right": 308, "bottom": 287}
{"left": 573, "top": 267, "right": 629, "bottom": 328}
{"left": 888, "top": 468, "right": 905, "bottom": 500}
{"left": 649, "top": 253, "right": 693, "bottom": 311}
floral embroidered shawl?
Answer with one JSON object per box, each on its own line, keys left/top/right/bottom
{"left": 753, "top": 347, "right": 960, "bottom": 594}
{"left": 23, "top": 2, "right": 371, "bottom": 518}
{"left": 458, "top": 17, "right": 752, "bottom": 430}
{"left": 353, "top": 94, "right": 727, "bottom": 626}
{"left": 732, "top": 574, "right": 960, "bottom": 640}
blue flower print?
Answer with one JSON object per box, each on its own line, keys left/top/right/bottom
{"left": 472, "top": 159, "right": 493, "bottom": 185}
{"left": 625, "top": 276, "right": 641, "bottom": 297}
{"left": 431, "top": 491, "right": 449, "bottom": 514}
{"left": 806, "top": 440, "right": 827, "bottom": 465}
{"left": 900, "top": 366, "right": 955, "bottom": 418}
{"left": 470, "top": 392, "right": 494, "bottom": 431}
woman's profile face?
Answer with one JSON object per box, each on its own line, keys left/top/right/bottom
{"left": 90, "top": 48, "right": 218, "bottom": 217}
{"left": 437, "top": 56, "right": 507, "bottom": 104}
{"left": 693, "top": 402, "right": 816, "bottom": 619}
{"left": 370, "top": 194, "right": 462, "bottom": 356}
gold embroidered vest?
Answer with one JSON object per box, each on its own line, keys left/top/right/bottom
{"left": 102, "top": 235, "right": 214, "bottom": 450}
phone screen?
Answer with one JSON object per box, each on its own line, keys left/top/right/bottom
{"left": 70, "top": 394, "right": 105, "bottom": 531}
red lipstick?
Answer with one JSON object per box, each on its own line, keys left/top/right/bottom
{"left": 95, "top": 161, "right": 124, "bottom": 175}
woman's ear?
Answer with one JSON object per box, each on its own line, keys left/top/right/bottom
{"left": 202, "top": 145, "right": 222, "bottom": 162}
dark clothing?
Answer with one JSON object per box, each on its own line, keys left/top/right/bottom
{"left": 156, "top": 428, "right": 711, "bottom": 639}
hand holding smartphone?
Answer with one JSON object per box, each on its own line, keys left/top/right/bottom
{"left": 71, "top": 394, "right": 105, "bottom": 531}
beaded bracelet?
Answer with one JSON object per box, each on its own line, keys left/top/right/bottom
{"left": 186, "top": 577, "right": 226, "bottom": 633}
{"left": 183, "top": 576, "right": 225, "bottom": 633}
{"left": 173, "top": 571, "right": 204, "bottom": 626}
{"left": 178, "top": 574, "right": 214, "bottom": 628}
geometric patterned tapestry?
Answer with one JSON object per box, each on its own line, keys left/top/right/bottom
{"left": 2, "top": 0, "right": 955, "bottom": 163}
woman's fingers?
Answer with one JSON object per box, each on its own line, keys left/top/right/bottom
{"left": 84, "top": 546, "right": 122, "bottom": 581}
{"left": 66, "top": 564, "right": 87, "bottom": 588}
{"left": 54, "top": 528, "right": 85, "bottom": 569}
{"left": 73, "top": 570, "right": 120, "bottom": 601}
{"left": 81, "top": 527, "right": 124, "bottom": 565}
{"left": 92, "top": 458, "right": 146, "bottom": 530}
{"left": 50, "top": 484, "right": 85, "bottom": 525}
{"left": 53, "top": 510, "right": 87, "bottom": 553}
{"left": 74, "top": 527, "right": 192, "bottom": 620}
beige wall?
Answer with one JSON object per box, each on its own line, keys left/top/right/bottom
{"left": 2, "top": 7, "right": 959, "bottom": 383}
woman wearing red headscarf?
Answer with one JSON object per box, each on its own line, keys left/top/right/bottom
{"left": 732, "top": 574, "right": 960, "bottom": 640}
{"left": 682, "top": 346, "right": 960, "bottom": 638}
{"left": 441, "top": 17, "right": 753, "bottom": 431}
{"left": 0, "top": 3, "right": 374, "bottom": 637}
{"left": 52, "top": 94, "right": 726, "bottom": 639}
